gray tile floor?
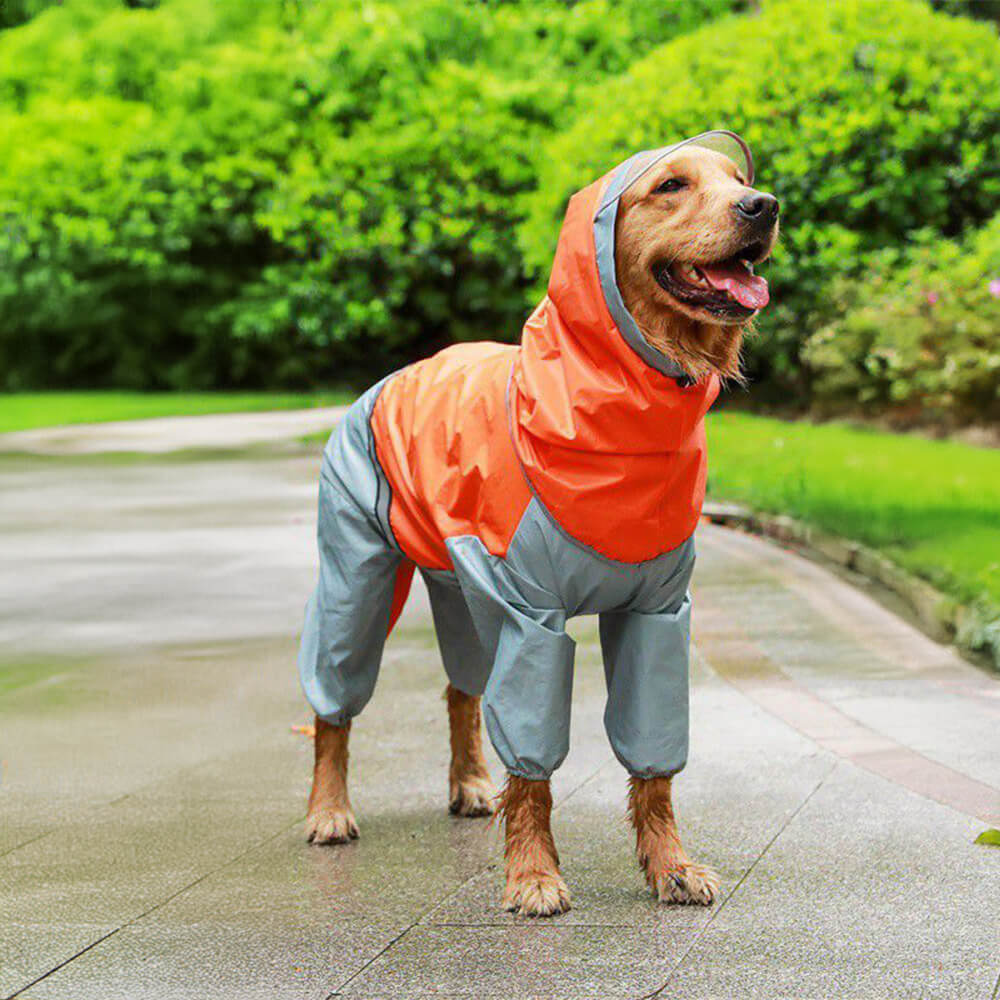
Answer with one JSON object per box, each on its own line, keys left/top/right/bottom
{"left": 1, "top": 440, "right": 998, "bottom": 999}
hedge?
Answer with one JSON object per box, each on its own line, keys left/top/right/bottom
{"left": 520, "top": 0, "right": 1000, "bottom": 398}
{"left": 0, "top": 0, "right": 739, "bottom": 390}
{"left": 804, "top": 216, "right": 1000, "bottom": 426}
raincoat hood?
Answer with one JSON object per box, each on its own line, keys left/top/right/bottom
{"left": 509, "top": 132, "right": 753, "bottom": 563}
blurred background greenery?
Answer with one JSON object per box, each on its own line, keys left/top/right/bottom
{"left": 1, "top": 0, "right": 998, "bottom": 432}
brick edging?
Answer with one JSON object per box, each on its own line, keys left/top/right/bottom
{"left": 702, "top": 501, "right": 1000, "bottom": 673}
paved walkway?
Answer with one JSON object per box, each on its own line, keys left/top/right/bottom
{"left": 1, "top": 424, "right": 998, "bottom": 999}
{"left": 0, "top": 406, "right": 348, "bottom": 455}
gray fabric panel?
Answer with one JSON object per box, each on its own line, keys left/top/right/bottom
{"left": 593, "top": 163, "right": 690, "bottom": 383}
{"left": 599, "top": 593, "right": 693, "bottom": 779}
{"left": 484, "top": 608, "right": 575, "bottom": 781}
{"left": 506, "top": 499, "right": 695, "bottom": 617}
{"left": 507, "top": 501, "right": 695, "bottom": 777}
{"left": 423, "top": 569, "right": 492, "bottom": 697}
{"left": 298, "top": 382, "right": 402, "bottom": 726}
{"left": 446, "top": 533, "right": 575, "bottom": 780}
{"left": 442, "top": 506, "right": 696, "bottom": 780}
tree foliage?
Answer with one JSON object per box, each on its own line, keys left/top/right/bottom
{"left": 0, "top": 0, "right": 737, "bottom": 388}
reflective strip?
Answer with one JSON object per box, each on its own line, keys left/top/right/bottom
{"left": 593, "top": 168, "right": 690, "bottom": 382}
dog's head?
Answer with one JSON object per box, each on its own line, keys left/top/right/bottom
{"left": 614, "top": 144, "right": 779, "bottom": 380}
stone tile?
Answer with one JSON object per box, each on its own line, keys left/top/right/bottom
{"left": 336, "top": 925, "right": 690, "bottom": 998}
{"left": 19, "top": 921, "right": 390, "bottom": 1000}
{"left": 3, "top": 452, "right": 1000, "bottom": 999}
{"left": 663, "top": 764, "right": 1000, "bottom": 1000}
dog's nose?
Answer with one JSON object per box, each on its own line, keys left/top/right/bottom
{"left": 734, "top": 192, "right": 780, "bottom": 224}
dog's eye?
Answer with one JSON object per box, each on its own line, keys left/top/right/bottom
{"left": 654, "top": 178, "right": 687, "bottom": 194}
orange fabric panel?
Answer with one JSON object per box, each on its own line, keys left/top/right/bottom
{"left": 509, "top": 177, "right": 719, "bottom": 563}
{"left": 370, "top": 343, "right": 533, "bottom": 571}
{"left": 370, "top": 165, "right": 720, "bottom": 569}
{"left": 387, "top": 559, "right": 415, "bottom": 635}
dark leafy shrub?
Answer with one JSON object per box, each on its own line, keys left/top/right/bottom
{"left": 521, "top": 0, "right": 1000, "bottom": 397}
{"left": 930, "top": 0, "right": 1000, "bottom": 27}
{"left": 0, "top": 0, "right": 739, "bottom": 390}
{"left": 0, "top": 0, "right": 61, "bottom": 30}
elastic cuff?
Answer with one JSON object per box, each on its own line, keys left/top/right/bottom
{"left": 625, "top": 764, "right": 686, "bottom": 781}
{"left": 503, "top": 769, "right": 552, "bottom": 782}
{"left": 315, "top": 710, "right": 353, "bottom": 728}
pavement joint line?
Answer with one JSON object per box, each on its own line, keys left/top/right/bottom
{"left": 2, "top": 928, "right": 121, "bottom": 1000}
{"left": 3, "top": 816, "right": 302, "bottom": 999}
{"left": 0, "top": 830, "right": 51, "bottom": 861}
{"left": 327, "top": 761, "right": 614, "bottom": 998}
{"left": 992, "top": 967, "right": 1000, "bottom": 1000}
{"left": 640, "top": 763, "right": 836, "bottom": 1000}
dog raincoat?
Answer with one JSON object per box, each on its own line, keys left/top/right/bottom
{"left": 299, "top": 132, "right": 753, "bottom": 781}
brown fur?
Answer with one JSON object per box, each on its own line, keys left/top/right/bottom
{"left": 305, "top": 717, "right": 359, "bottom": 844}
{"left": 497, "top": 776, "right": 570, "bottom": 916}
{"left": 447, "top": 684, "right": 497, "bottom": 817}
{"left": 615, "top": 146, "right": 778, "bottom": 382}
{"left": 306, "top": 686, "right": 497, "bottom": 843}
{"left": 628, "top": 776, "right": 719, "bottom": 905}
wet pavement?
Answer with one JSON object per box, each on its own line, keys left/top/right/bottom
{"left": 1, "top": 432, "right": 998, "bottom": 999}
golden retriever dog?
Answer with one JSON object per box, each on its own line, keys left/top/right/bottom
{"left": 303, "top": 140, "right": 778, "bottom": 916}
{"left": 616, "top": 145, "right": 778, "bottom": 380}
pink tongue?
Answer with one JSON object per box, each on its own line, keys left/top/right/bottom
{"left": 700, "top": 262, "right": 770, "bottom": 310}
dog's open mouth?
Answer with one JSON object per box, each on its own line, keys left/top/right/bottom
{"left": 654, "top": 242, "right": 770, "bottom": 317}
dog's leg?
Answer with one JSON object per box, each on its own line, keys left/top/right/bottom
{"left": 446, "top": 684, "right": 497, "bottom": 817}
{"left": 305, "top": 716, "right": 359, "bottom": 845}
{"left": 629, "top": 775, "right": 718, "bottom": 905}
{"left": 499, "top": 776, "right": 571, "bottom": 916}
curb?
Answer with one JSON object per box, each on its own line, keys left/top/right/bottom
{"left": 702, "top": 501, "right": 1000, "bottom": 672}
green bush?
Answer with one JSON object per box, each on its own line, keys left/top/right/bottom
{"left": 521, "top": 0, "right": 1000, "bottom": 397}
{"left": 0, "top": 0, "right": 738, "bottom": 390}
{"left": 803, "top": 217, "right": 1000, "bottom": 425}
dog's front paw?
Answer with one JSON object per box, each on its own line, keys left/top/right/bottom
{"left": 503, "top": 872, "right": 571, "bottom": 917}
{"left": 653, "top": 862, "right": 719, "bottom": 906}
{"left": 449, "top": 775, "right": 497, "bottom": 817}
{"left": 306, "top": 805, "right": 359, "bottom": 845}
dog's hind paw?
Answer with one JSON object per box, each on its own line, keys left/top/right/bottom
{"left": 306, "top": 805, "right": 359, "bottom": 845}
{"left": 503, "top": 872, "right": 571, "bottom": 917}
{"left": 654, "top": 862, "right": 719, "bottom": 906}
{"left": 449, "top": 775, "right": 498, "bottom": 818}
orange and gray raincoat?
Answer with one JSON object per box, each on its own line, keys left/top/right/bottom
{"left": 299, "top": 132, "right": 753, "bottom": 780}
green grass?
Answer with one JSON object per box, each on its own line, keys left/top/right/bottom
{"left": 0, "top": 391, "right": 354, "bottom": 433}
{"left": 707, "top": 412, "right": 1000, "bottom": 608}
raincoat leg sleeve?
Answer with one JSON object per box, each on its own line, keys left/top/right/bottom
{"left": 298, "top": 382, "right": 404, "bottom": 727}
{"left": 446, "top": 537, "right": 576, "bottom": 781}
{"left": 424, "top": 571, "right": 492, "bottom": 697}
{"left": 298, "top": 466, "right": 404, "bottom": 726}
{"left": 599, "top": 556, "right": 695, "bottom": 779}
